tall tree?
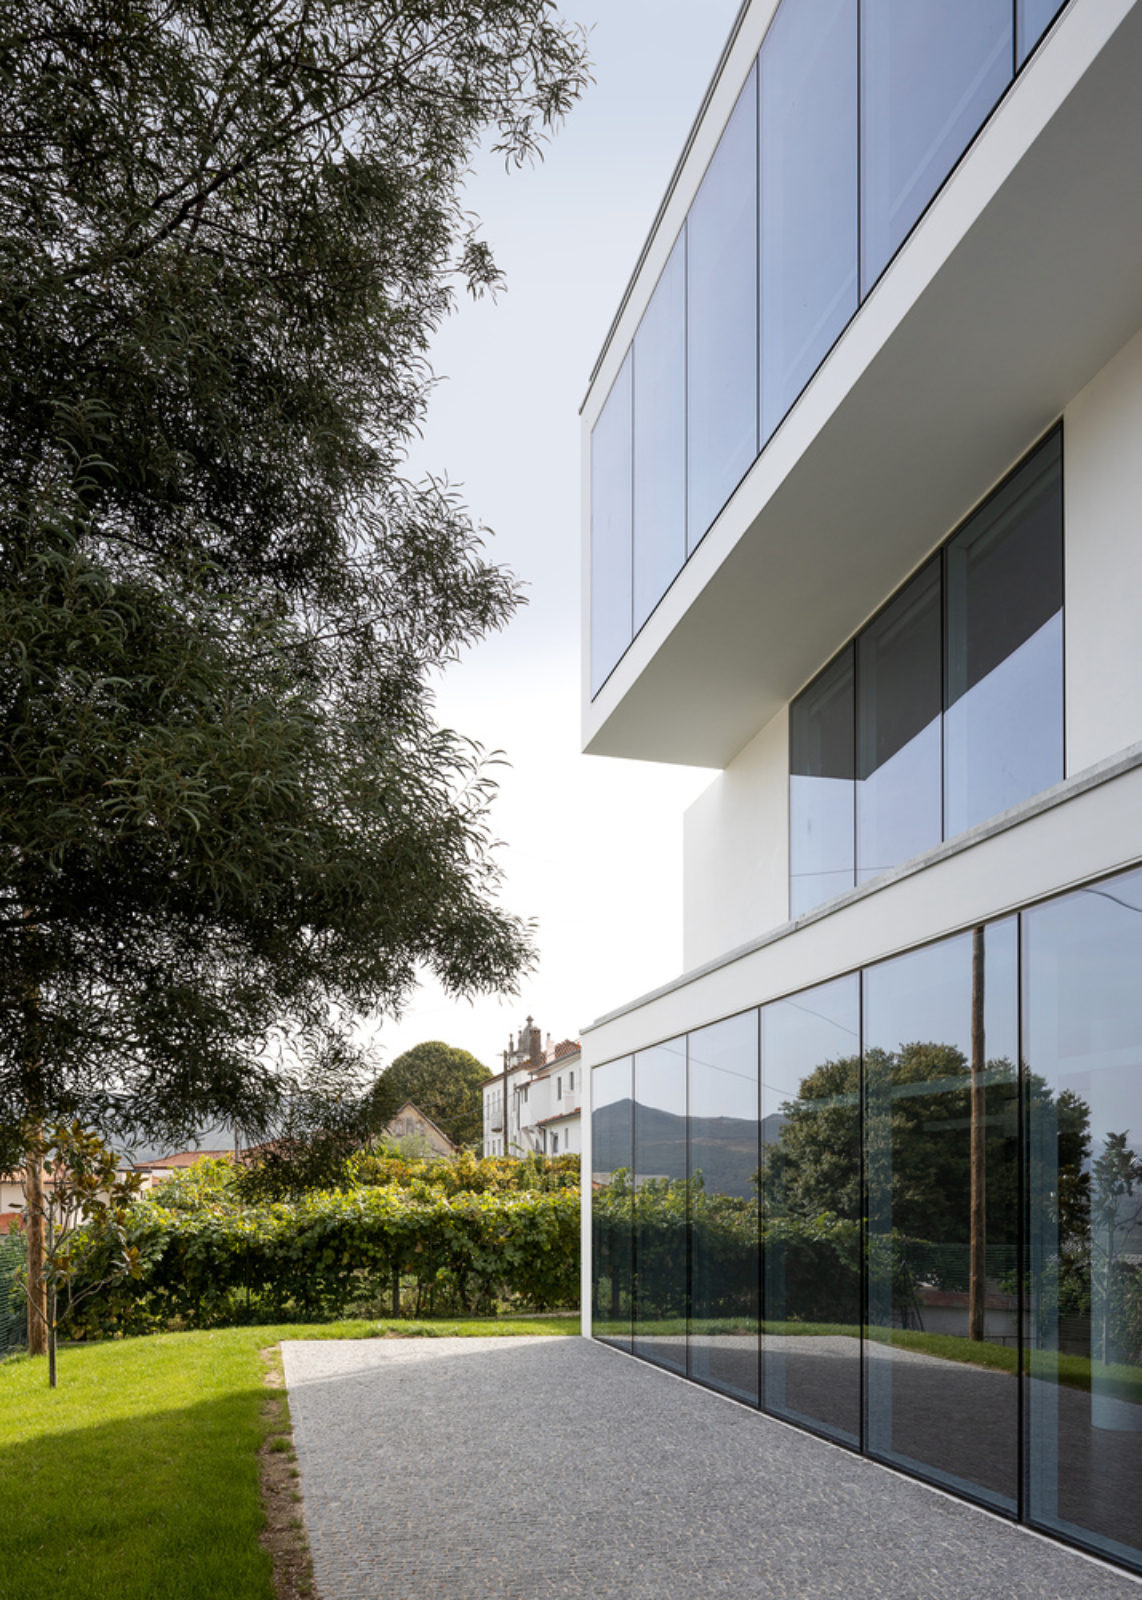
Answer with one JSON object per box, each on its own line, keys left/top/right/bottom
{"left": 0, "top": 0, "right": 587, "bottom": 1179}
{"left": 367, "top": 1041, "right": 491, "bottom": 1149}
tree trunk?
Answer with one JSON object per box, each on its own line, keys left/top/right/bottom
{"left": 24, "top": 1142, "right": 47, "bottom": 1356}
{"left": 969, "top": 925, "right": 987, "bottom": 1343}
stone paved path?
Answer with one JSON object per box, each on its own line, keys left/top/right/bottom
{"left": 282, "top": 1335, "right": 1140, "bottom": 1600}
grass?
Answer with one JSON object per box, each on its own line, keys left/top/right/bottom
{"left": 0, "top": 1314, "right": 576, "bottom": 1600}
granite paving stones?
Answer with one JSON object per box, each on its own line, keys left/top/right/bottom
{"left": 281, "top": 1335, "right": 1140, "bottom": 1600}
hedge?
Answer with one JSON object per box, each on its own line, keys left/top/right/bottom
{"left": 68, "top": 1182, "right": 580, "bottom": 1336}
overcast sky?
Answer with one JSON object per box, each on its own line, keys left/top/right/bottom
{"left": 374, "top": 1, "right": 745, "bottom": 1073}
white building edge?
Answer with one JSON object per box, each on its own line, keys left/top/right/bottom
{"left": 580, "top": 0, "right": 1142, "bottom": 1576}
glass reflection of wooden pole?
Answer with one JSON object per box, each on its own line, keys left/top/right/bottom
{"left": 969, "top": 924, "right": 986, "bottom": 1343}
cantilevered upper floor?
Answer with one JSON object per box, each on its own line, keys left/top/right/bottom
{"left": 581, "top": 0, "right": 1142, "bottom": 771}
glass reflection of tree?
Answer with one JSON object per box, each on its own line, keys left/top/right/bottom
{"left": 1091, "top": 1131, "right": 1142, "bottom": 1367}
{"left": 772, "top": 1042, "right": 1021, "bottom": 1329}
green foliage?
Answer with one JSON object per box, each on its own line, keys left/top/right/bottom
{"left": 0, "top": 1233, "right": 25, "bottom": 1357}
{"left": 347, "top": 1147, "right": 580, "bottom": 1196}
{"left": 70, "top": 1152, "right": 581, "bottom": 1333}
{"left": 366, "top": 1040, "right": 493, "bottom": 1149}
{"left": 14, "top": 1122, "right": 145, "bottom": 1381}
{"left": 0, "top": 0, "right": 588, "bottom": 1159}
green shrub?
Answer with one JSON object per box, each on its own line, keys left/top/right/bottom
{"left": 68, "top": 1165, "right": 580, "bottom": 1336}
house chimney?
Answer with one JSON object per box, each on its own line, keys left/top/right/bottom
{"left": 527, "top": 1017, "right": 543, "bottom": 1069}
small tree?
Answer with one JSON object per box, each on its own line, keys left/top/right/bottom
{"left": 367, "top": 1042, "right": 492, "bottom": 1149}
{"left": 14, "top": 1122, "right": 143, "bottom": 1386}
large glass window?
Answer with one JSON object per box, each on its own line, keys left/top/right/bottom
{"left": 759, "top": 0, "right": 858, "bottom": 443}
{"left": 864, "top": 925, "right": 1019, "bottom": 1510}
{"left": 791, "top": 432, "right": 1064, "bottom": 915}
{"left": 591, "top": 2, "right": 1061, "bottom": 689}
{"left": 633, "top": 236, "right": 687, "bottom": 632}
{"left": 592, "top": 1057, "right": 634, "bottom": 1350}
{"left": 589, "top": 355, "right": 632, "bottom": 696}
{"left": 687, "top": 66, "right": 758, "bottom": 550}
{"left": 762, "top": 975, "right": 862, "bottom": 1444}
{"left": 688, "top": 1011, "right": 760, "bottom": 1403}
{"left": 633, "top": 1038, "right": 688, "bottom": 1374}
{"left": 860, "top": 0, "right": 1013, "bottom": 290}
{"left": 856, "top": 558, "right": 942, "bottom": 882}
{"left": 789, "top": 644, "right": 855, "bottom": 917}
{"left": 1024, "top": 871, "right": 1142, "bottom": 1567}
{"left": 592, "top": 861, "right": 1142, "bottom": 1576}
{"left": 944, "top": 431, "right": 1063, "bottom": 836}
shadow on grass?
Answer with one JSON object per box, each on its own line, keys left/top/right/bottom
{"left": 0, "top": 1381, "right": 275, "bottom": 1600}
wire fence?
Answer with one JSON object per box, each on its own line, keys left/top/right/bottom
{"left": 0, "top": 1232, "right": 27, "bottom": 1358}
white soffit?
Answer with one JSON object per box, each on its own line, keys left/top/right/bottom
{"left": 583, "top": 0, "right": 1142, "bottom": 769}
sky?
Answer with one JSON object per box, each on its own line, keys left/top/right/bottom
{"left": 373, "top": 1, "right": 746, "bottom": 1075}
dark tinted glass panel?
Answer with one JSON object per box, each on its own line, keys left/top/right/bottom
{"left": 1024, "top": 870, "right": 1142, "bottom": 1568}
{"left": 590, "top": 354, "right": 633, "bottom": 696}
{"left": 633, "top": 235, "right": 687, "bottom": 632}
{"left": 689, "top": 1012, "right": 760, "bottom": 1403}
{"left": 1018, "top": 0, "right": 1064, "bottom": 66}
{"left": 634, "top": 1039, "right": 688, "bottom": 1373}
{"left": 864, "top": 926, "right": 1019, "bottom": 1509}
{"left": 861, "top": 0, "right": 1013, "bottom": 289}
{"left": 687, "top": 66, "right": 759, "bottom": 550}
{"left": 856, "top": 559, "right": 942, "bottom": 882}
{"left": 592, "top": 1057, "right": 634, "bottom": 1349}
{"left": 759, "top": 0, "right": 858, "bottom": 443}
{"left": 790, "top": 645, "right": 855, "bottom": 916}
{"left": 944, "top": 432, "right": 1063, "bottom": 836}
{"left": 761, "top": 974, "right": 862, "bottom": 1444}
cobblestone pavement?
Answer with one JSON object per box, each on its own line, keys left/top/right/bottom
{"left": 281, "top": 1336, "right": 1140, "bottom": 1600}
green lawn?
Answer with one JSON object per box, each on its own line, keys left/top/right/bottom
{"left": 0, "top": 1315, "right": 577, "bottom": 1600}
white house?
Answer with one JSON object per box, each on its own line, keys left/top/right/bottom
{"left": 581, "top": 0, "right": 1142, "bottom": 1578}
{"left": 482, "top": 1018, "right": 581, "bottom": 1158}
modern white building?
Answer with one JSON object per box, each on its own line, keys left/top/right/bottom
{"left": 580, "top": 0, "right": 1142, "bottom": 1578}
{"left": 482, "top": 1018, "right": 581, "bottom": 1158}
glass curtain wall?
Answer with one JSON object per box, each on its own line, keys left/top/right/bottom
{"left": 592, "top": 1057, "right": 634, "bottom": 1348}
{"left": 589, "top": 356, "right": 632, "bottom": 696}
{"left": 759, "top": 0, "right": 858, "bottom": 444}
{"left": 1018, "top": 0, "right": 1065, "bottom": 66}
{"left": 761, "top": 975, "right": 862, "bottom": 1443}
{"left": 864, "top": 925, "right": 1019, "bottom": 1509}
{"left": 686, "top": 66, "right": 758, "bottom": 550}
{"left": 789, "top": 644, "right": 855, "bottom": 917}
{"left": 591, "top": 862, "right": 1142, "bottom": 1574}
{"left": 633, "top": 237, "right": 687, "bottom": 633}
{"left": 633, "top": 1038, "right": 689, "bottom": 1373}
{"left": 792, "top": 430, "right": 1064, "bottom": 916}
{"left": 943, "top": 430, "right": 1063, "bottom": 836}
{"left": 689, "top": 1012, "right": 760, "bottom": 1403}
{"left": 860, "top": 0, "right": 1013, "bottom": 290}
{"left": 591, "top": 1, "right": 1067, "bottom": 694}
{"left": 1024, "top": 870, "right": 1142, "bottom": 1566}
{"left": 855, "top": 559, "right": 942, "bottom": 882}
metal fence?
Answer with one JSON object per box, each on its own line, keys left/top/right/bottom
{"left": 0, "top": 1233, "right": 27, "bottom": 1358}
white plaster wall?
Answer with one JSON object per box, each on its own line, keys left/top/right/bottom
{"left": 1065, "top": 319, "right": 1142, "bottom": 773}
{"left": 584, "top": 752, "right": 1142, "bottom": 1067}
{"left": 683, "top": 707, "right": 789, "bottom": 969}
